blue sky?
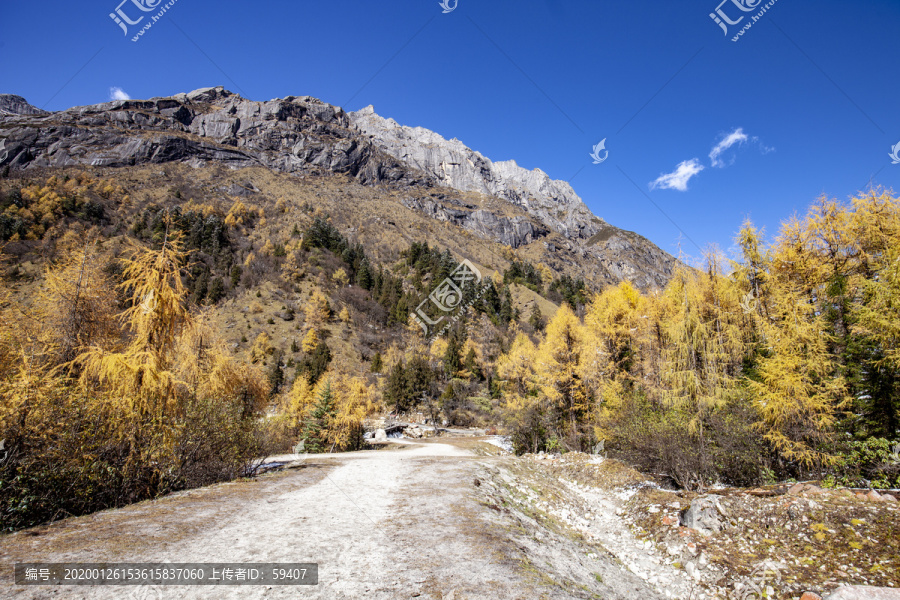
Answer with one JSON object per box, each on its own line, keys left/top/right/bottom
{"left": 2, "top": 0, "right": 899, "bottom": 262}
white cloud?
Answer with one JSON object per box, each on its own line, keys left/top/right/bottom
{"left": 109, "top": 87, "right": 131, "bottom": 101}
{"left": 709, "top": 128, "right": 749, "bottom": 167}
{"left": 650, "top": 159, "right": 705, "bottom": 192}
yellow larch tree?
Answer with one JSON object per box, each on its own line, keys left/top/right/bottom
{"left": 581, "top": 281, "right": 645, "bottom": 437}
{"left": 535, "top": 304, "right": 589, "bottom": 449}
{"left": 302, "top": 328, "right": 319, "bottom": 353}
{"left": 76, "top": 224, "right": 192, "bottom": 417}
{"left": 41, "top": 240, "right": 119, "bottom": 364}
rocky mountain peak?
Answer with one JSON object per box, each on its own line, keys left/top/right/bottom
{"left": 349, "top": 106, "right": 605, "bottom": 241}
{"left": 0, "top": 87, "right": 677, "bottom": 289}
{"left": 0, "top": 94, "right": 48, "bottom": 116}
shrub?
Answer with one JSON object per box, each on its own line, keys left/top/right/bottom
{"left": 825, "top": 438, "right": 900, "bottom": 489}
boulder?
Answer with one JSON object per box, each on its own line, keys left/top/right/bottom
{"left": 680, "top": 495, "right": 726, "bottom": 536}
{"left": 374, "top": 429, "right": 387, "bottom": 442}
{"left": 867, "top": 490, "right": 885, "bottom": 502}
{"left": 826, "top": 586, "right": 900, "bottom": 599}
{"left": 788, "top": 483, "right": 808, "bottom": 496}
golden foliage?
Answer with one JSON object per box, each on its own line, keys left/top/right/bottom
{"left": 301, "top": 328, "right": 319, "bottom": 353}
{"left": 305, "top": 289, "right": 331, "bottom": 326}
{"left": 287, "top": 372, "right": 379, "bottom": 450}
{"left": 6, "top": 172, "right": 128, "bottom": 241}
{"left": 75, "top": 220, "right": 266, "bottom": 422}
{"left": 332, "top": 268, "right": 349, "bottom": 287}
{"left": 251, "top": 332, "right": 273, "bottom": 362}
{"left": 76, "top": 225, "right": 192, "bottom": 415}
{"left": 40, "top": 241, "right": 119, "bottom": 363}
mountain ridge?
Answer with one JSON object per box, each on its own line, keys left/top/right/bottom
{"left": 0, "top": 86, "right": 676, "bottom": 290}
{"left": 350, "top": 104, "right": 604, "bottom": 242}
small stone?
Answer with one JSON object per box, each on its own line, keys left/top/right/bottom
{"left": 866, "top": 490, "right": 884, "bottom": 502}
{"left": 685, "top": 562, "right": 696, "bottom": 578}
{"left": 882, "top": 494, "right": 898, "bottom": 503}
{"left": 788, "top": 483, "right": 808, "bottom": 496}
{"left": 799, "top": 593, "right": 822, "bottom": 600}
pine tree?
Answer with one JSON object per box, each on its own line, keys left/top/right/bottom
{"left": 370, "top": 352, "right": 383, "bottom": 374}
{"left": 268, "top": 348, "right": 285, "bottom": 396}
{"left": 529, "top": 304, "right": 545, "bottom": 332}
{"left": 463, "top": 347, "right": 479, "bottom": 379}
{"left": 303, "top": 381, "right": 336, "bottom": 453}
{"left": 499, "top": 288, "right": 513, "bottom": 325}
{"left": 386, "top": 360, "right": 409, "bottom": 412}
{"left": 444, "top": 334, "right": 463, "bottom": 377}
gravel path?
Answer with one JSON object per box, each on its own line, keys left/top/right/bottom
{"left": 1, "top": 440, "right": 608, "bottom": 600}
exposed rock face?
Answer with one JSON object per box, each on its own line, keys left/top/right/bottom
{"left": 0, "top": 87, "right": 426, "bottom": 187}
{"left": 0, "top": 94, "right": 47, "bottom": 116}
{"left": 0, "top": 87, "right": 678, "bottom": 289}
{"left": 351, "top": 105, "right": 602, "bottom": 241}
{"left": 349, "top": 105, "right": 677, "bottom": 288}
{"left": 400, "top": 196, "right": 548, "bottom": 249}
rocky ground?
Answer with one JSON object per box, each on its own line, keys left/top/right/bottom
{"left": 1, "top": 439, "right": 898, "bottom": 599}
{"left": 486, "top": 451, "right": 900, "bottom": 599}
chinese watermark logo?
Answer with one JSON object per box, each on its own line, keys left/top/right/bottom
{"left": 412, "top": 259, "right": 486, "bottom": 338}
{"left": 439, "top": 0, "right": 457, "bottom": 14}
{"left": 890, "top": 142, "right": 900, "bottom": 165}
{"left": 740, "top": 290, "right": 758, "bottom": 314}
{"left": 710, "top": 0, "right": 779, "bottom": 42}
{"left": 109, "top": 0, "right": 180, "bottom": 42}
{"left": 737, "top": 560, "right": 784, "bottom": 599}
{"left": 590, "top": 139, "right": 608, "bottom": 164}
{"left": 139, "top": 290, "right": 158, "bottom": 315}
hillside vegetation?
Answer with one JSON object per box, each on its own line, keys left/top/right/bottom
{"left": 0, "top": 165, "right": 897, "bottom": 531}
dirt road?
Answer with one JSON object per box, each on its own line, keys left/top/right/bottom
{"left": 0, "top": 439, "right": 661, "bottom": 600}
